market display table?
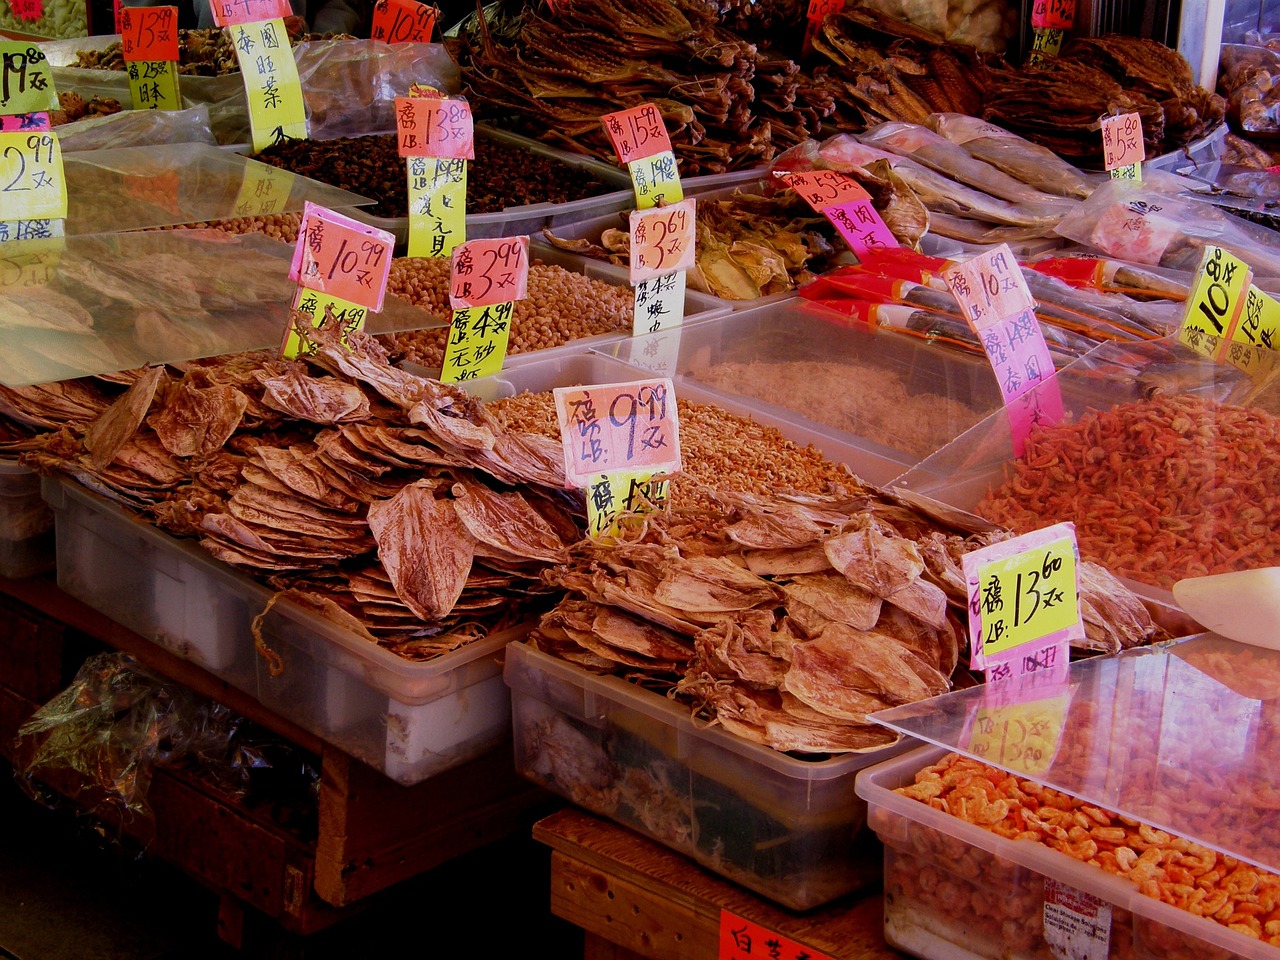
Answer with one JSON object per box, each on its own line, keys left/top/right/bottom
{"left": 0, "top": 574, "right": 556, "bottom": 945}
{"left": 533, "top": 808, "right": 905, "bottom": 960}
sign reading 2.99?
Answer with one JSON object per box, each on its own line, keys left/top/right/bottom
{"left": 0, "top": 131, "right": 66, "bottom": 221}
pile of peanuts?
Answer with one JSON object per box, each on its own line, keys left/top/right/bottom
{"left": 381, "top": 257, "right": 633, "bottom": 368}
{"left": 892, "top": 751, "right": 1280, "bottom": 952}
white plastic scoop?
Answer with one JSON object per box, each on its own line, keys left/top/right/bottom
{"left": 1172, "top": 567, "right": 1280, "bottom": 650}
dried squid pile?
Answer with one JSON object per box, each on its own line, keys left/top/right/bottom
{"left": 454, "top": 0, "right": 837, "bottom": 175}
{"left": 527, "top": 488, "right": 1164, "bottom": 755}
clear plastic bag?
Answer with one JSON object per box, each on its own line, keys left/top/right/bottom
{"left": 57, "top": 104, "right": 217, "bottom": 152}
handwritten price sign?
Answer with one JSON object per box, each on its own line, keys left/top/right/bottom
{"left": 121, "top": 6, "right": 179, "bottom": 62}
{"left": 0, "top": 131, "right": 66, "bottom": 221}
{"left": 1233, "top": 285, "right": 1280, "bottom": 354}
{"left": 1031, "top": 0, "right": 1075, "bottom": 29}
{"left": 720, "top": 911, "right": 835, "bottom": 960}
{"left": 394, "top": 96, "right": 474, "bottom": 159}
{"left": 776, "top": 169, "right": 869, "bottom": 210}
{"left": 208, "top": 0, "right": 290, "bottom": 26}
{"left": 449, "top": 236, "right": 529, "bottom": 309}
{"left": 553, "top": 378, "right": 681, "bottom": 488}
{"left": 290, "top": 203, "right": 394, "bottom": 312}
{"left": 0, "top": 43, "right": 58, "bottom": 116}
{"left": 601, "top": 102, "right": 673, "bottom": 166}
{"left": 372, "top": 0, "right": 437, "bottom": 42}
{"left": 1100, "top": 112, "right": 1144, "bottom": 176}
{"left": 966, "top": 694, "right": 1070, "bottom": 777}
{"left": 629, "top": 198, "right": 695, "bottom": 282}
{"left": 942, "top": 243, "right": 1036, "bottom": 330}
{"left": 1177, "top": 246, "right": 1252, "bottom": 361}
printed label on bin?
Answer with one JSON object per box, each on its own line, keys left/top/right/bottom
{"left": 234, "top": 160, "right": 294, "bottom": 216}
{"left": 719, "top": 911, "right": 836, "bottom": 960}
{"left": 0, "top": 44, "right": 58, "bottom": 116}
{"left": 1031, "top": 0, "right": 1075, "bottom": 30}
{"left": 962, "top": 522, "right": 1082, "bottom": 678}
{"left": 1100, "top": 112, "right": 1143, "bottom": 181}
{"left": 0, "top": 131, "right": 66, "bottom": 222}
{"left": 371, "top": 0, "right": 437, "bottom": 42}
{"left": 449, "top": 236, "right": 528, "bottom": 309}
{"left": 121, "top": 6, "right": 180, "bottom": 61}
{"left": 290, "top": 202, "right": 394, "bottom": 312}
{"left": 601, "top": 103, "right": 673, "bottom": 166}
{"left": 626, "top": 150, "right": 683, "bottom": 210}
{"left": 127, "top": 59, "right": 182, "bottom": 111}
{"left": 1043, "top": 878, "right": 1112, "bottom": 960}
{"left": 440, "top": 301, "right": 513, "bottom": 382}
{"left": 775, "top": 169, "right": 869, "bottom": 211}
{"left": 964, "top": 690, "right": 1069, "bottom": 778}
{"left": 407, "top": 155, "right": 466, "bottom": 258}
{"left": 629, "top": 199, "right": 695, "bottom": 283}
{"left": 585, "top": 469, "right": 669, "bottom": 540}
{"left": 1177, "top": 245, "right": 1252, "bottom": 362}
{"left": 208, "top": 0, "right": 290, "bottom": 26}
{"left": 633, "top": 270, "right": 685, "bottom": 335}
{"left": 229, "top": 19, "right": 308, "bottom": 152}
{"left": 394, "top": 96, "right": 474, "bottom": 159}
{"left": 942, "top": 243, "right": 1035, "bottom": 331}
{"left": 282, "top": 286, "right": 368, "bottom": 359}
{"left": 553, "top": 378, "right": 680, "bottom": 489}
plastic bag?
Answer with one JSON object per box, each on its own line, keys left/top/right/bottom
{"left": 57, "top": 104, "right": 217, "bottom": 152}
{"left": 1218, "top": 43, "right": 1280, "bottom": 141}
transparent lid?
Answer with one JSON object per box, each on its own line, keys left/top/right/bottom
{"left": 871, "top": 632, "right": 1280, "bottom": 875}
{"left": 0, "top": 229, "right": 439, "bottom": 387}
{"left": 61, "top": 142, "right": 372, "bottom": 234}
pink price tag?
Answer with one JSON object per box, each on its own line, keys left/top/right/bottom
{"left": 601, "top": 103, "right": 673, "bottom": 166}
{"left": 823, "top": 199, "right": 898, "bottom": 256}
{"left": 394, "top": 96, "right": 474, "bottom": 159}
{"left": 805, "top": 0, "right": 842, "bottom": 19}
{"left": 1030, "top": 0, "right": 1075, "bottom": 29}
{"left": 775, "top": 170, "right": 869, "bottom": 211}
{"left": 1100, "top": 112, "right": 1145, "bottom": 171}
{"left": 553, "top": 378, "right": 681, "bottom": 488}
{"left": 289, "top": 202, "right": 395, "bottom": 313}
{"left": 942, "top": 243, "right": 1035, "bottom": 331}
{"left": 0, "top": 112, "right": 48, "bottom": 131}
{"left": 208, "top": 0, "right": 290, "bottom": 26}
{"left": 977, "top": 307, "right": 1064, "bottom": 456}
{"left": 371, "top": 0, "right": 437, "bottom": 42}
{"left": 449, "top": 236, "right": 530, "bottom": 309}
{"left": 629, "top": 198, "right": 696, "bottom": 283}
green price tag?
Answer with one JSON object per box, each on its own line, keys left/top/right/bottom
{"left": 976, "top": 534, "right": 1079, "bottom": 657}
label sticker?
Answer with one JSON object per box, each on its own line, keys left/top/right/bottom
{"left": 407, "top": 155, "right": 466, "bottom": 258}
{"left": 230, "top": 19, "right": 308, "bottom": 152}
{"left": 0, "top": 130, "right": 66, "bottom": 221}
{"left": 120, "top": 5, "right": 180, "bottom": 62}
{"left": 585, "top": 469, "right": 669, "bottom": 539}
{"left": 0, "top": 43, "right": 58, "bottom": 116}
{"left": 371, "top": 0, "right": 437, "bottom": 42}
{"left": 439, "top": 301, "right": 513, "bottom": 382}
{"left": 629, "top": 198, "right": 696, "bottom": 283}
{"left": 394, "top": 96, "right": 474, "bottom": 159}
{"left": 208, "top": 0, "right": 290, "bottom": 27}
{"left": 290, "top": 202, "right": 394, "bottom": 311}
{"left": 719, "top": 911, "right": 836, "bottom": 960}
{"left": 633, "top": 270, "right": 685, "bottom": 336}
{"left": 553, "top": 378, "right": 681, "bottom": 488}
{"left": 127, "top": 59, "right": 182, "bottom": 111}
{"left": 601, "top": 103, "right": 673, "bottom": 166}
{"left": 1043, "top": 878, "right": 1112, "bottom": 960}
{"left": 449, "top": 236, "right": 529, "bottom": 309}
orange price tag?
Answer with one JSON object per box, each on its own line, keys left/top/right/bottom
{"left": 719, "top": 910, "right": 836, "bottom": 960}
{"left": 775, "top": 170, "right": 870, "bottom": 211}
{"left": 941, "top": 242, "right": 1036, "bottom": 331}
{"left": 601, "top": 103, "right": 673, "bottom": 165}
{"left": 449, "top": 236, "right": 529, "bottom": 309}
{"left": 1031, "top": 0, "right": 1075, "bottom": 29}
{"left": 1100, "top": 112, "right": 1144, "bottom": 172}
{"left": 629, "top": 198, "right": 696, "bottom": 283}
{"left": 394, "top": 96, "right": 474, "bottom": 159}
{"left": 207, "top": 0, "right": 290, "bottom": 26}
{"left": 289, "top": 203, "right": 395, "bottom": 312}
{"left": 120, "top": 6, "right": 180, "bottom": 62}
{"left": 553, "top": 378, "right": 681, "bottom": 488}
{"left": 806, "top": 0, "right": 842, "bottom": 19}
{"left": 372, "top": 0, "right": 437, "bottom": 42}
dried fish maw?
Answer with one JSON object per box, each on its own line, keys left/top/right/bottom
{"left": 823, "top": 517, "right": 926, "bottom": 597}
{"left": 781, "top": 571, "right": 883, "bottom": 632}
{"left": 83, "top": 364, "right": 165, "bottom": 469}
{"left": 884, "top": 576, "right": 950, "bottom": 628}
{"left": 450, "top": 476, "right": 567, "bottom": 564}
{"left": 367, "top": 480, "right": 475, "bottom": 620}
{"left": 861, "top": 159, "right": 930, "bottom": 248}
{"left": 653, "top": 554, "right": 783, "bottom": 613}
{"left": 259, "top": 366, "right": 372, "bottom": 424}
{"left": 148, "top": 381, "right": 249, "bottom": 460}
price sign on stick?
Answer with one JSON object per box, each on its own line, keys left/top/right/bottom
{"left": 1177, "top": 245, "right": 1252, "bottom": 361}
{"left": 584, "top": 469, "right": 669, "bottom": 540}
{"left": 0, "top": 131, "right": 67, "bottom": 221}
{"left": 553, "top": 378, "right": 681, "bottom": 488}
{"left": 1100, "top": 112, "right": 1144, "bottom": 181}
{"left": 1234, "top": 284, "right": 1280, "bottom": 354}
{"left": 213, "top": 2, "right": 308, "bottom": 151}
{"left": 943, "top": 244, "right": 1036, "bottom": 329}
{"left": 394, "top": 96, "right": 474, "bottom": 159}
{"left": 776, "top": 170, "right": 869, "bottom": 210}
{"left": 449, "top": 236, "right": 528, "bottom": 309}
{"left": 965, "top": 692, "right": 1070, "bottom": 778}
{"left": 1031, "top": 0, "right": 1075, "bottom": 30}
{"left": 372, "top": 0, "right": 437, "bottom": 42}
{"left": 0, "top": 43, "right": 58, "bottom": 116}
{"left": 406, "top": 156, "right": 466, "bottom": 258}
{"left": 776, "top": 170, "right": 899, "bottom": 257}
{"left": 208, "top": 0, "right": 290, "bottom": 26}
{"left": 290, "top": 203, "right": 394, "bottom": 311}
{"left": 629, "top": 199, "right": 696, "bottom": 283}
{"left": 601, "top": 103, "right": 673, "bottom": 166}
{"left": 120, "top": 5, "right": 180, "bottom": 61}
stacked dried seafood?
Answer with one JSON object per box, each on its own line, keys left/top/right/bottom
{"left": 527, "top": 487, "right": 1164, "bottom": 755}
{"left": 454, "top": 0, "right": 837, "bottom": 175}
{"left": 69, "top": 20, "right": 326, "bottom": 76}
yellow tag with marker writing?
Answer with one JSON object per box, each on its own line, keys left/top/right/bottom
{"left": 230, "top": 19, "right": 307, "bottom": 152}
{"left": 283, "top": 287, "right": 369, "bottom": 359}
{"left": 407, "top": 156, "right": 466, "bottom": 258}
{"left": 127, "top": 60, "right": 182, "bottom": 111}
{"left": 234, "top": 160, "right": 295, "bottom": 216}
{"left": 585, "top": 469, "right": 669, "bottom": 540}
{"left": 1177, "top": 245, "right": 1251, "bottom": 361}
{"left": 440, "top": 301, "right": 513, "bottom": 382}
{"left": 0, "top": 131, "right": 66, "bottom": 221}
{"left": 966, "top": 694, "right": 1070, "bottom": 778}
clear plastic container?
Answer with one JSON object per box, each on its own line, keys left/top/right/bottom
{"left": 505, "top": 640, "right": 900, "bottom": 910}
{"left": 0, "top": 460, "right": 54, "bottom": 578}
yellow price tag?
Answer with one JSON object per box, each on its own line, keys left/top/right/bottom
{"left": 966, "top": 693, "right": 1069, "bottom": 777}
{"left": 282, "top": 287, "right": 368, "bottom": 359}
{"left": 234, "top": 160, "right": 295, "bottom": 216}
{"left": 126, "top": 60, "right": 182, "bottom": 111}
{"left": 0, "top": 131, "right": 66, "bottom": 222}
{"left": 627, "top": 149, "right": 683, "bottom": 210}
{"left": 976, "top": 535, "right": 1078, "bottom": 657}
{"left": 1109, "top": 163, "right": 1141, "bottom": 181}
{"left": 407, "top": 156, "right": 466, "bottom": 258}
{"left": 1232, "top": 284, "right": 1280, "bottom": 354}
{"left": 585, "top": 469, "right": 669, "bottom": 539}
{"left": 1178, "top": 246, "right": 1252, "bottom": 359}
{"left": 1029, "top": 27, "right": 1065, "bottom": 60}
{"left": 0, "top": 232, "right": 62, "bottom": 291}
{"left": 439, "top": 300, "right": 513, "bottom": 382}
{"left": 230, "top": 19, "right": 308, "bottom": 153}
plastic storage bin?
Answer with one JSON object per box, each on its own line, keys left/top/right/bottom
{"left": 43, "top": 474, "right": 518, "bottom": 784}
{"left": 0, "top": 460, "right": 54, "bottom": 578}
{"left": 857, "top": 743, "right": 1278, "bottom": 960}
{"left": 505, "top": 640, "right": 900, "bottom": 910}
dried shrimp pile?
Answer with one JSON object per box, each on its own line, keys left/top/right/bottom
{"left": 977, "top": 393, "right": 1280, "bottom": 589}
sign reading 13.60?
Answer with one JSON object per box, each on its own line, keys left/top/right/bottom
{"left": 977, "top": 535, "right": 1078, "bottom": 657}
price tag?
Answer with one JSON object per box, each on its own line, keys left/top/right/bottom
{"left": 406, "top": 156, "right": 466, "bottom": 258}
{"left": 121, "top": 6, "right": 180, "bottom": 61}
{"left": 626, "top": 150, "right": 683, "bottom": 210}
{"left": 290, "top": 202, "right": 394, "bottom": 312}
{"left": 776, "top": 169, "right": 869, "bottom": 210}
{"left": 449, "top": 236, "right": 528, "bottom": 309}
{"left": 0, "top": 131, "right": 66, "bottom": 222}
{"left": 126, "top": 60, "right": 182, "bottom": 111}
{"left": 823, "top": 199, "right": 898, "bottom": 257}
{"left": 961, "top": 522, "right": 1083, "bottom": 678}
{"left": 633, "top": 271, "right": 685, "bottom": 335}
{"left": 229, "top": 19, "right": 308, "bottom": 152}
{"left": 1029, "top": 27, "right": 1065, "bottom": 60}
{"left": 440, "top": 300, "right": 514, "bottom": 382}
{"left": 1031, "top": 0, "right": 1075, "bottom": 29}
{"left": 0, "top": 112, "right": 47, "bottom": 132}
{"left": 394, "top": 96, "right": 474, "bottom": 159}
{"left": 629, "top": 199, "right": 695, "bottom": 283}
{"left": 720, "top": 911, "right": 835, "bottom": 960}
{"left": 965, "top": 693, "right": 1070, "bottom": 778}
{"left": 0, "top": 230, "right": 62, "bottom": 291}
{"left": 283, "top": 287, "right": 370, "bottom": 359}
{"left": 1177, "top": 246, "right": 1252, "bottom": 361}
{"left": 0, "top": 217, "right": 61, "bottom": 243}
{"left": 0, "top": 43, "right": 58, "bottom": 116}
{"left": 234, "top": 160, "right": 295, "bottom": 216}
{"left": 1232, "top": 284, "right": 1280, "bottom": 354}
{"left": 601, "top": 103, "right": 673, "bottom": 166}
{"left": 1100, "top": 113, "right": 1144, "bottom": 180}
{"left": 371, "top": 0, "right": 437, "bottom": 42}
{"left": 585, "top": 469, "right": 669, "bottom": 539}
{"left": 553, "top": 378, "right": 681, "bottom": 488}
{"left": 208, "top": 0, "right": 290, "bottom": 26}
{"left": 943, "top": 244, "right": 1036, "bottom": 330}
{"left": 802, "top": 0, "right": 842, "bottom": 53}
